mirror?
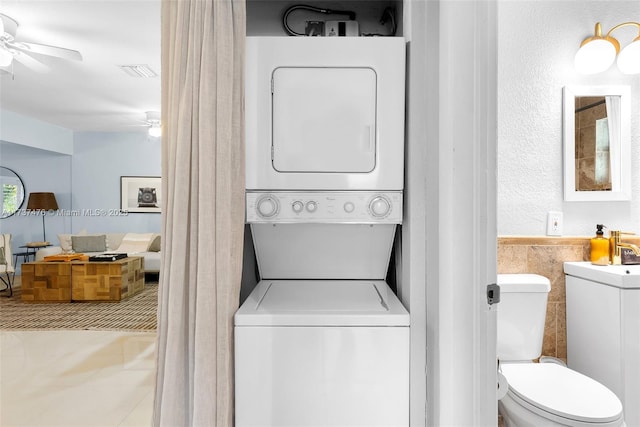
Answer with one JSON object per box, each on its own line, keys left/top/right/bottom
{"left": 1, "top": 167, "right": 26, "bottom": 219}
{"left": 563, "top": 85, "right": 631, "bottom": 201}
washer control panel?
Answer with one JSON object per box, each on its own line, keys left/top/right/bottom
{"left": 246, "top": 191, "right": 402, "bottom": 224}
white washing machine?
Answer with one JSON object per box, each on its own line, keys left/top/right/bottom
{"left": 236, "top": 38, "right": 408, "bottom": 427}
{"left": 235, "top": 280, "right": 409, "bottom": 427}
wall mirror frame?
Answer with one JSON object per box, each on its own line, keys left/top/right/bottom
{"left": 563, "top": 85, "right": 631, "bottom": 202}
{"left": 1, "top": 166, "right": 26, "bottom": 219}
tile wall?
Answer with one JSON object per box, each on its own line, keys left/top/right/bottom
{"left": 498, "top": 236, "right": 640, "bottom": 361}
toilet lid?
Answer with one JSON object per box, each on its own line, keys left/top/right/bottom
{"left": 501, "top": 363, "right": 622, "bottom": 423}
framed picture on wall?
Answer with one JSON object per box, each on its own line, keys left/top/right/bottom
{"left": 120, "top": 176, "right": 161, "bottom": 213}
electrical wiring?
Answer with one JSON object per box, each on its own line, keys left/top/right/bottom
{"left": 282, "top": 4, "right": 356, "bottom": 36}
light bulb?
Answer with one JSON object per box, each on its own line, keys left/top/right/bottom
{"left": 617, "top": 38, "right": 640, "bottom": 74}
{"left": 0, "top": 48, "right": 13, "bottom": 67}
{"left": 575, "top": 39, "right": 617, "bottom": 74}
{"left": 148, "top": 124, "right": 162, "bottom": 138}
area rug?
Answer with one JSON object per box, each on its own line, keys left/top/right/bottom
{"left": 0, "top": 280, "right": 158, "bottom": 332}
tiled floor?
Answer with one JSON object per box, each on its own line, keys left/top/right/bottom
{"left": 0, "top": 330, "right": 156, "bottom": 426}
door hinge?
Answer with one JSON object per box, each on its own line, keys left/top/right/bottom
{"left": 487, "top": 283, "right": 500, "bottom": 305}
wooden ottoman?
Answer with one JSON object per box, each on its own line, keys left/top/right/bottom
{"left": 71, "top": 256, "right": 145, "bottom": 302}
{"left": 21, "top": 262, "right": 72, "bottom": 302}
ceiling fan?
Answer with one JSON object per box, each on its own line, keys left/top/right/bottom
{"left": 0, "top": 13, "right": 82, "bottom": 73}
{"left": 125, "top": 111, "right": 162, "bottom": 136}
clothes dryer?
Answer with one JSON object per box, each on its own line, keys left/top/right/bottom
{"left": 245, "top": 37, "right": 405, "bottom": 191}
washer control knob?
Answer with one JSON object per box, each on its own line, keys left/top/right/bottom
{"left": 292, "top": 200, "right": 304, "bottom": 213}
{"left": 256, "top": 195, "right": 279, "bottom": 218}
{"left": 306, "top": 201, "right": 318, "bottom": 213}
{"left": 343, "top": 202, "right": 355, "bottom": 213}
{"left": 369, "top": 196, "right": 391, "bottom": 218}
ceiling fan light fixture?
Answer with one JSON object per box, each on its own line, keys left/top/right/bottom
{"left": 0, "top": 48, "right": 13, "bottom": 67}
{"left": 0, "top": 13, "right": 81, "bottom": 74}
{"left": 148, "top": 124, "right": 162, "bottom": 138}
{"left": 146, "top": 111, "right": 161, "bottom": 137}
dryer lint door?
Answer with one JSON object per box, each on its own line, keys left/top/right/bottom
{"left": 271, "top": 67, "right": 377, "bottom": 173}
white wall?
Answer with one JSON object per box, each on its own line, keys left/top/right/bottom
{"left": 0, "top": 141, "right": 72, "bottom": 246}
{"left": 402, "top": 1, "right": 429, "bottom": 424}
{"left": 72, "top": 132, "right": 161, "bottom": 232}
{"left": 0, "top": 110, "right": 74, "bottom": 155}
{"left": 497, "top": 1, "right": 640, "bottom": 236}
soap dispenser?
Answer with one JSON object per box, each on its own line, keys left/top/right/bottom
{"left": 590, "top": 224, "right": 610, "bottom": 266}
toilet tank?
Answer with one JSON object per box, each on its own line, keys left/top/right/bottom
{"left": 497, "top": 274, "right": 551, "bottom": 361}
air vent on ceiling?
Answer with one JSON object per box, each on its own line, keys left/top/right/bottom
{"left": 118, "top": 64, "right": 158, "bottom": 78}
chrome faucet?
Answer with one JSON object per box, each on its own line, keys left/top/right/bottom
{"left": 609, "top": 231, "right": 640, "bottom": 265}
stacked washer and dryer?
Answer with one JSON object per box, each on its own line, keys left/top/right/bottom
{"left": 234, "top": 37, "right": 409, "bottom": 427}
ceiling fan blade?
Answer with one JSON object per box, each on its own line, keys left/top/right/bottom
{"left": 14, "top": 42, "right": 82, "bottom": 61}
{"left": 12, "top": 51, "right": 49, "bottom": 73}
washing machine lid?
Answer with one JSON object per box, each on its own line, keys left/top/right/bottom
{"left": 234, "top": 280, "right": 409, "bottom": 327}
{"left": 501, "top": 363, "right": 622, "bottom": 423}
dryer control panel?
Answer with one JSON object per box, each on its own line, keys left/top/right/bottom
{"left": 246, "top": 191, "right": 402, "bottom": 224}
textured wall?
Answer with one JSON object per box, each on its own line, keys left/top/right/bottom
{"left": 498, "top": 1, "right": 640, "bottom": 236}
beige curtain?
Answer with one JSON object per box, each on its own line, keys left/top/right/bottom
{"left": 154, "top": 0, "right": 245, "bottom": 425}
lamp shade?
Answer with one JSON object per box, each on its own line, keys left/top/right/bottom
{"left": 575, "top": 39, "right": 618, "bottom": 74}
{"left": 27, "top": 192, "right": 59, "bottom": 211}
{"left": 617, "top": 37, "right": 640, "bottom": 74}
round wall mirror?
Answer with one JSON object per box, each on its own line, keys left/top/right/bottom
{"left": 1, "top": 167, "right": 26, "bottom": 219}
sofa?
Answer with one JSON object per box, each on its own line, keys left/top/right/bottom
{"left": 35, "top": 232, "right": 161, "bottom": 273}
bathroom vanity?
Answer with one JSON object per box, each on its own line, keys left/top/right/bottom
{"left": 564, "top": 262, "right": 640, "bottom": 427}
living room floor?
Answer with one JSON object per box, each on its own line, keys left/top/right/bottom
{"left": 0, "top": 329, "right": 156, "bottom": 426}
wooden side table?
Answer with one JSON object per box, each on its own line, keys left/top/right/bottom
{"left": 19, "top": 242, "right": 52, "bottom": 259}
{"left": 71, "top": 256, "right": 145, "bottom": 302}
{"left": 21, "top": 262, "right": 72, "bottom": 302}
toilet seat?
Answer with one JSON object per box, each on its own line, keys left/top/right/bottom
{"left": 501, "top": 363, "right": 623, "bottom": 424}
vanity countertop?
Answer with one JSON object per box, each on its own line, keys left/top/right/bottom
{"left": 564, "top": 261, "right": 640, "bottom": 289}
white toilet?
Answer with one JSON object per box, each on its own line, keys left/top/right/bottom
{"left": 497, "top": 274, "right": 625, "bottom": 427}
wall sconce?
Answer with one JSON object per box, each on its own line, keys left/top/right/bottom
{"left": 575, "top": 22, "right": 640, "bottom": 75}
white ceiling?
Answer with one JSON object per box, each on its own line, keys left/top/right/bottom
{"left": 0, "top": 0, "right": 160, "bottom": 133}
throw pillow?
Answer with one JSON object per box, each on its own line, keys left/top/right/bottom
{"left": 116, "top": 233, "right": 155, "bottom": 253}
{"left": 58, "top": 234, "right": 73, "bottom": 253}
{"left": 71, "top": 235, "right": 107, "bottom": 253}
{"left": 59, "top": 230, "right": 89, "bottom": 253}
{"left": 148, "top": 234, "right": 161, "bottom": 252}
